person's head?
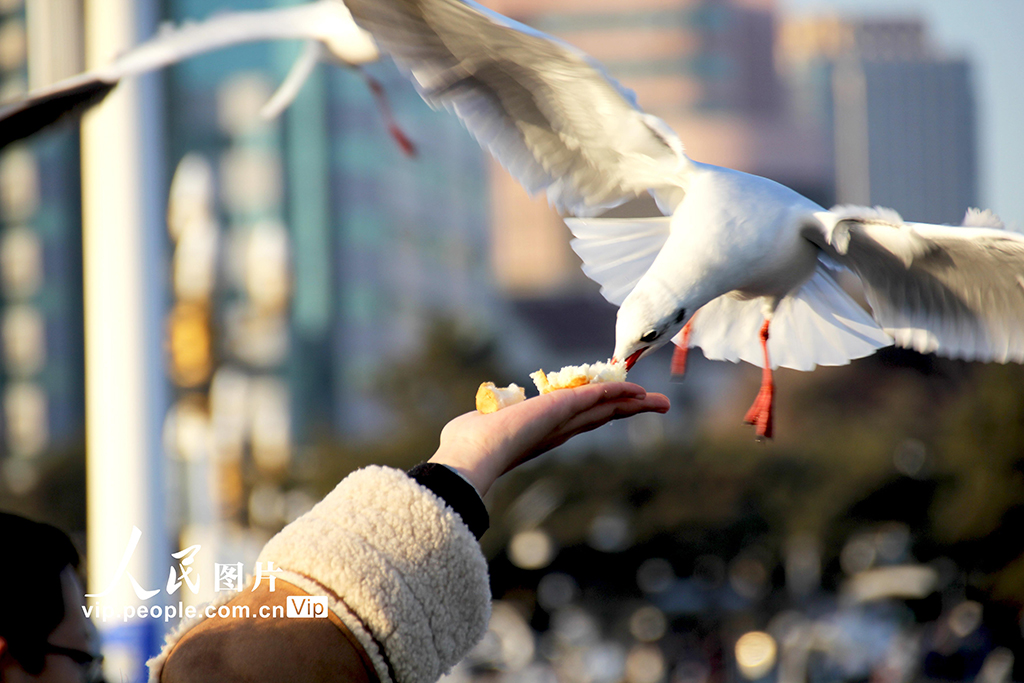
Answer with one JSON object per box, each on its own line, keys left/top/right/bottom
{"left": 0, "top": 512, "right": 100, "bottom": 682}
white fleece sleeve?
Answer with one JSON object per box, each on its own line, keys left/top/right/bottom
{"left": 255, "top": 465, "right": 492, "bottom": 683}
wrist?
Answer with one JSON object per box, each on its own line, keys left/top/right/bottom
{"left": 427, "top": 447, "right": 501, "bottom": 497}
{"left": 406, "top": 463, "right": 490, "bottom": 539}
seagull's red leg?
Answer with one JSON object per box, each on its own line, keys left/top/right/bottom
{"left": 743, "top": 320, "right": 774, "bottom": 440}
{"left": 359, "top": 69, "right": 417, "bottom": 157}
{"left": 670, "top": 318, "right": 695, "bottom": 378}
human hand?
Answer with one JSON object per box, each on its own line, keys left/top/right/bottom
{"left": 428, "top": 383, "right": 670, "bottom": 496}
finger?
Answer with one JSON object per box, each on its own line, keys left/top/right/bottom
{"left": 533, "top": 382, "right": 649, "bottom": 413}
{"left": 503, "top": 382, "right": 650, "bottom": 429}
{"left": 534, "top": 394, "right": 670, "bottom": 452}
{"left": 500, "top": 396, "right": 668, "bottom": 473}
{"left": 560, "top": 393, "right": 670, "bottom": 433}
{"left": 447, "top": 384, "right": 664, "bottom": 469}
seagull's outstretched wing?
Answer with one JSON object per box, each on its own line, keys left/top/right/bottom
{"left": 94, "top": 0, "right": 377, "bottom": 80}
{"left": 804, "top": 206, "right": 1024, "bottom": 363}
{"left": 344, "top": 0, "right": 690, "bottom": 216}
{"left": 0, "top": 0, "right": 377, "bottom": 149}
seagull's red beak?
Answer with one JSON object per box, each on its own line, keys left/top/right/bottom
{"left": 624, "top": 348, "right": 646, "bottom": 371}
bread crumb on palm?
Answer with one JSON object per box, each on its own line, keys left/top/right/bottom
{"left": 530, "top": 360, "right": 627, "bottom": 395}
{"left": 476, "top": 360, "right": 626, "bottom": 413}
{"left": 475, "top": 382, "right": 526, "bottom": 414}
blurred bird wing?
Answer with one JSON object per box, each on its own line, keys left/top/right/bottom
{"left": 344, "top": 0, "right": 690, "bottom": 216}
{"left": 0, "top": 75, "right": 116, "bottom": 149}
{"left": 105, "top": 0, "right": 377, "bottom": 80}
{"left": 804, "top": 205, "right": 1024, "bottom": 363}
{"left": 0, "top": 1, "right": 377, "bottom": 148}
{"left": 260, "top": 41, "right": 325, "bottom": 120}
{"left": 566, "top": 216, "right": 673, "bottom": 305}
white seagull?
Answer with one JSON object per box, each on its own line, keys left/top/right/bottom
{"left": 344, "top": 0, "right": 1024, "bottom": 438}
{"left": 0, "top": 0, "right": 415, "bottom": 155}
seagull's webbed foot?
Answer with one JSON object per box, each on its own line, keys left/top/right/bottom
{"left": 743, "top": 320, "right": 774, "bottom": 440}
{"left": 743, "top": 377, "right": 774, "bottom": 440}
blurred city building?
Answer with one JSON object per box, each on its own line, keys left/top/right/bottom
{"left": 0, "top": 0, "right": 85, "bottom": 494}
{"left": 778, "top": 15, "right": 978, "bottom": 225}
{"left": 163, "top": 1, "right": 497, "bottom": 442}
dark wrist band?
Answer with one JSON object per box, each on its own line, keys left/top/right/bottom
{"left": 406, "top": 463, "right": 490, "bottom": 539}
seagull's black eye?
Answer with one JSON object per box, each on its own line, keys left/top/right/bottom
{"left": 640, "top": 330, "right": 658, "bottom": 344}
{"left": 674, "top": 308, "right": 687, "bottom": 324}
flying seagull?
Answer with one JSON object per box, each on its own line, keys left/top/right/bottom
{"left": 0, "top": 0, "right": 415, "bottom": 155}
{"left": 344, "top": 0, "right": 1024, "bottom": 438}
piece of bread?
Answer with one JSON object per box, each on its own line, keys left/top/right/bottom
{"left": 475, "top": 382, "right": 526, "bottom": 414}
{"left": 530, "top": 360, "right": 627, "bottom": 395}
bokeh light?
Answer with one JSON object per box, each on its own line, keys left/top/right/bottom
{"left": 636, "top": 558, "right": 675, "bottom": 594}
{"left": 735, "top": 631, "right": 777, "bottom": 680}
{"left": 629, "top": 605, "right": 667, "bottom": 643}
{"left": 625, "top": 644, "right": 666, "bottom": 683}
{"left": 509, "top": 529, "right": 557, "bottom": 570}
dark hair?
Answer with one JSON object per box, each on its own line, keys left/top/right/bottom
{"left": 0, "top": 512, "right": 81, "bottom": 675}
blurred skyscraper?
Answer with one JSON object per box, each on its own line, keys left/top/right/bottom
{"left": 320, "top": 66, "right": 493, "bottom": 435}
{"left": 0, "top": 0, "right": 85, "bottom": 495}
{"left": 779, "top": 16, "right": 977, "bottom": 225}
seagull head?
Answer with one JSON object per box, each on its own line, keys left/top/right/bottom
{"left": 612, "top": 285, "right": 689, "bottom": 371}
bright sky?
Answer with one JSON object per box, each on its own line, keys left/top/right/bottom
{"left": 780, "top": 0, "right": 1024, "bottom": 228}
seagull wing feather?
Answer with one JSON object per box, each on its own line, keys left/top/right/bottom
{"left": 804, "top": 207, "right": 1024, "bottom": 363}
{"left": 344, "top": 0, "right": 688, "bottom": 216}
{"left": 566, "top": 216, "right": 673, "bottom": 305}
{"left": 106, "top": 1, "right": 376, "bottom": 79}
